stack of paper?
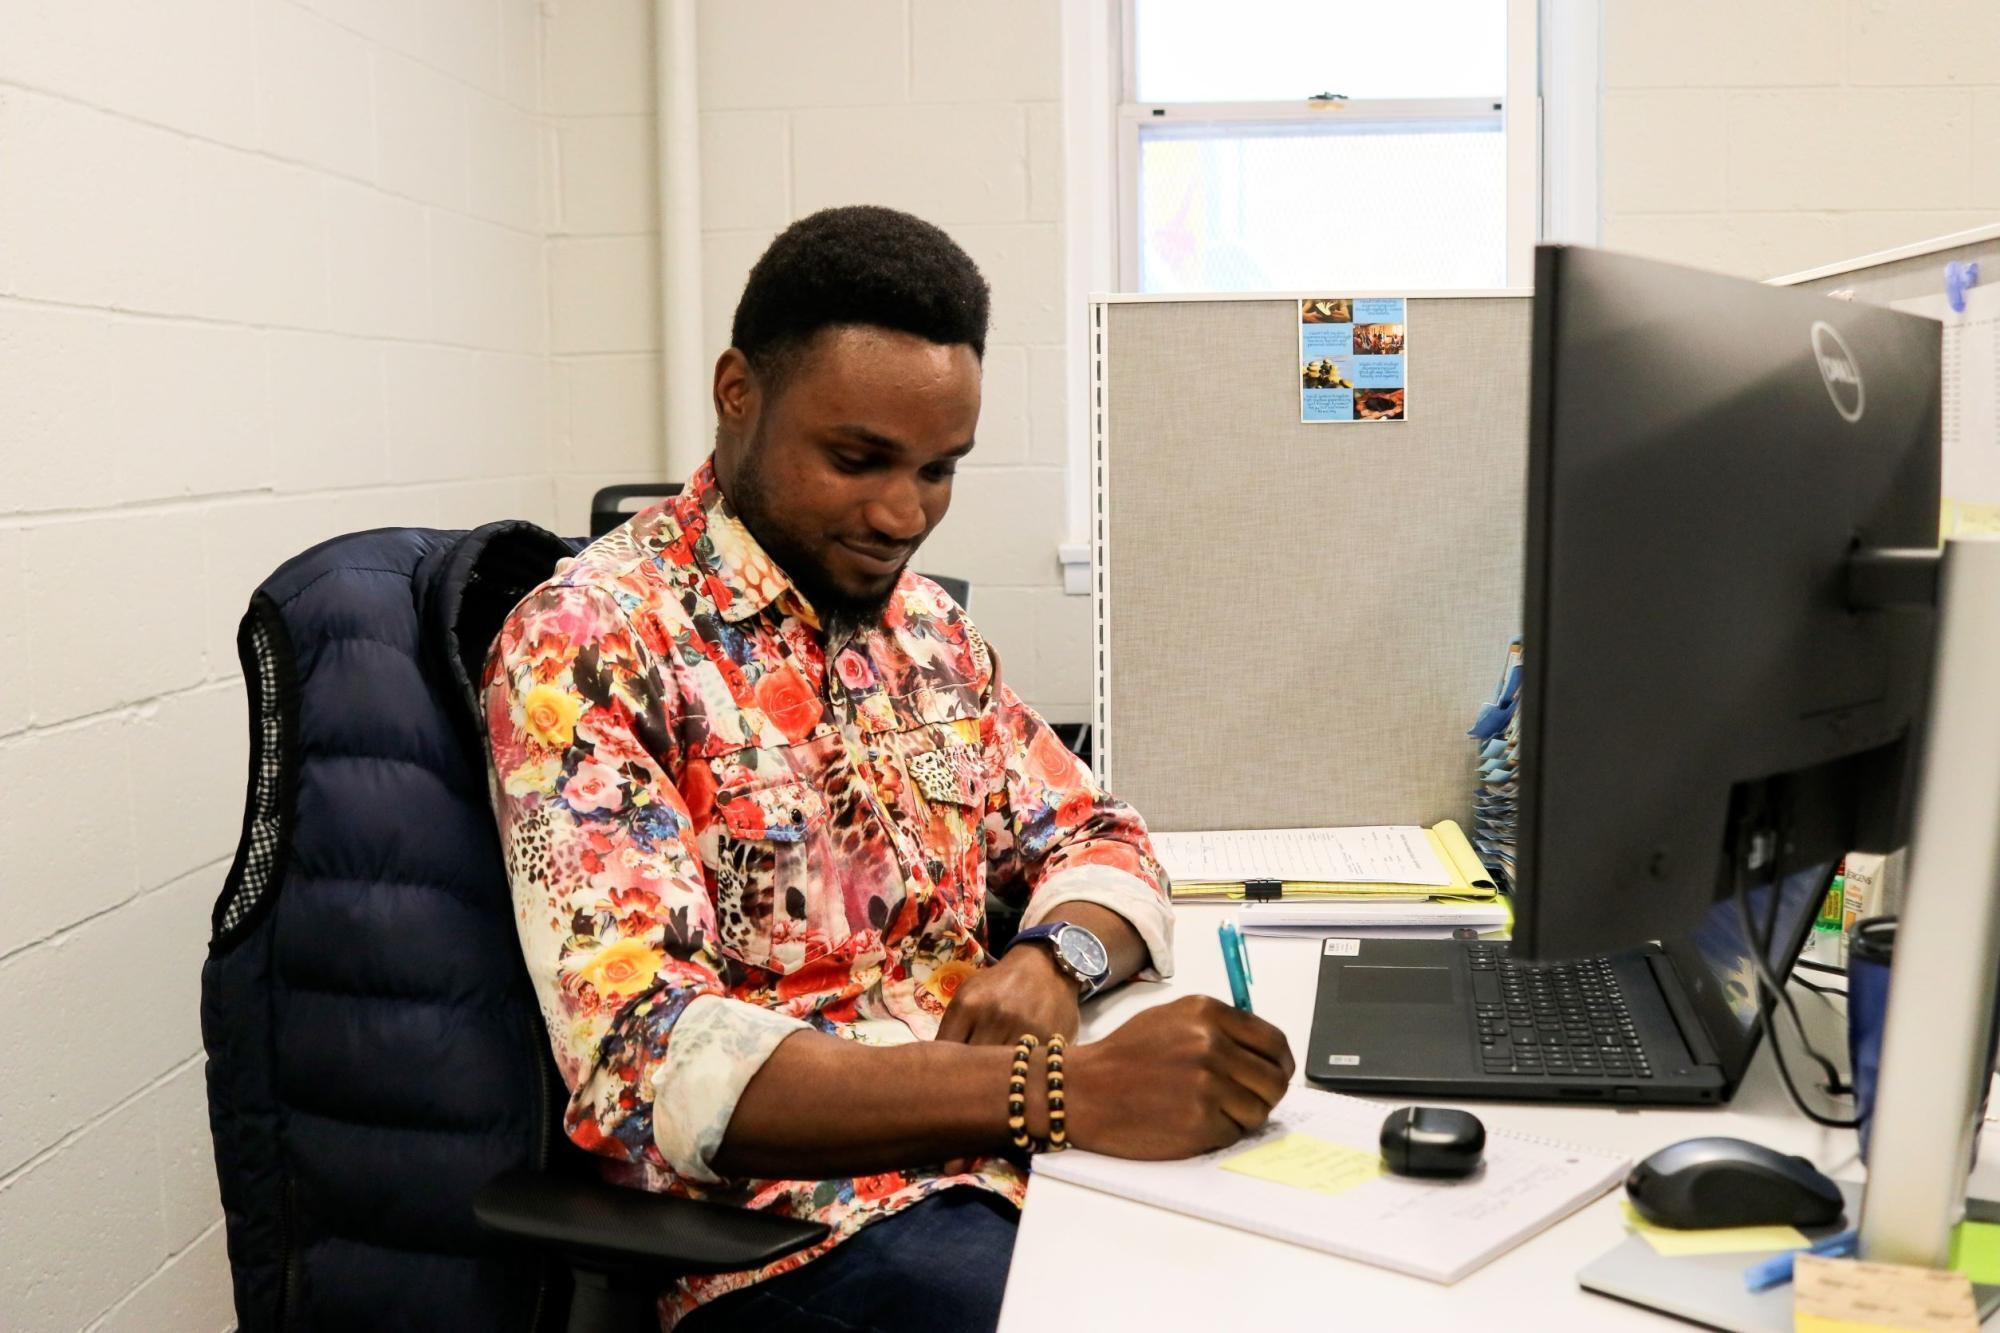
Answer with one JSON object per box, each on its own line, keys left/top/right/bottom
{"left": 1469, "top": 638, "right": 1522, "bottom": 892}
{"left": 1156, "top": 822, "right": 1497, "bottom": 902}
{"left": 1156, "top": 822, "right": 1504, "bottom": 933}
{"left": 1232, "top": 898, "right": 1511, "bottom": 938}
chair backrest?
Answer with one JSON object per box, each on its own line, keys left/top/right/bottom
{"left": 591, "top": 483, "right": 683, "bottom": 538}
{"left": 202, "top": 522, "right": 577, "bottom": 1331}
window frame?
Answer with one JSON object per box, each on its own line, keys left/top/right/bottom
{"left": 1114, "top": 0, "right": 1541, "bottom": 293}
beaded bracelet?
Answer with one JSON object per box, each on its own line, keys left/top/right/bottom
{"left": 1008, "top": 1034, "right": 1040, "bottom": 1152}
{"left": 1044, "top": 1034, "right": 1069, "bottom": 1152}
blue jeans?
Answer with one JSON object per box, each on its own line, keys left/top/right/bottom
{"left": 676, "top": 1188, "right": 1020, "bottom": 1333}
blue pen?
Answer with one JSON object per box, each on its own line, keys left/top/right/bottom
{"left": 1742, "top": 1230, "right": 1858, "bottom": 1293}
{"left": 1219, "top": 921, "right": 1254, "bottom": 1013}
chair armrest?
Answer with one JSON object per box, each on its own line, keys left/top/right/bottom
{"left": 474, "top": 1170, "right": 829, "bottom": 1276}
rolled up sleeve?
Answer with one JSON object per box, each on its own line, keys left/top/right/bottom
{"left": 978, "top": 639, "right": 1174, "bottom": 979}
{"left": 484, "top": 584, "right": 802, "bottom": 1183}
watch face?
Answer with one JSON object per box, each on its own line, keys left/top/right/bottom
{"left": 1060, "top": 927, "right": 1110, "bottom": 979}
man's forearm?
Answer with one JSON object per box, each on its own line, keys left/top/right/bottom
{"left": 711, "top": 1029, "right": 1041, "bottom": 1179}
{"left": 709, "top": 911, "right": 1148, "bottom": 1181}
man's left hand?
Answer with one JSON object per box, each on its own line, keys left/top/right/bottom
{"left": 935, "top": 944, "right": 1081, "bottom": 1045}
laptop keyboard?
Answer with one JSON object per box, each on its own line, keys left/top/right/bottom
{"left": 1466, "top": 944, "right": 1652, "bottom": 1079}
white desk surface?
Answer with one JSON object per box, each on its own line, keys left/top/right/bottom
{"left": 999, "top": 904, "right": 2000, "bottom": 1332}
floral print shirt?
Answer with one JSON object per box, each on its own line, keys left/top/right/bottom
{"left": 482, "top": 458, "right": 1171, "bottom": 1325}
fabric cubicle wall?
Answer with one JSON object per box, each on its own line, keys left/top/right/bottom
{"left": 1091, "top": 293, "right": 1531, "bottom": 834}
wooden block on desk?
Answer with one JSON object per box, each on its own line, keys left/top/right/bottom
{"left": 1793, "top": 1253, "right": 1978, "bottom": 1332}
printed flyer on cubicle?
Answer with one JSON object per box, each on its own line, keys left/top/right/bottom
{"left": 1300, "top": 297, "right": 1407, "bottom": 423}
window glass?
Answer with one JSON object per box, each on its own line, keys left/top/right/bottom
{"left": 1137, "top": 119, "right": 1508, "bottom": 292}
{"left": 1134, "top": 0, "right": 1508, "bottom": 102}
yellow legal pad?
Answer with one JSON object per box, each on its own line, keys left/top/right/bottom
{"left": 1164, "top": 820, "right": 1498, "bottom": 902}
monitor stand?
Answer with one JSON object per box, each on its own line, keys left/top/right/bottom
{"left": 1581, "top": 537, "right": 2000, "bottom": 1320}
{"left": 1858, "top": 537, "right": 2000, "bottom": 1265}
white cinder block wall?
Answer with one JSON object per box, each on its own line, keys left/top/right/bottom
{"left": 546, "top": 0, "right": 673, "bottom": 524}
{"left": 1602, "top": 0, "right": 2000, "bottom": 278}
{"left": 3, "top": 2, "right": 1079, "bottom": 1324}
{"left": 0, "top": 2, "right": 558, "bottom": 1327}
{"left": 699, "top": 0, "right": 1086, "bottom": 722}
{"left": 550, "top": 0, "right": 1088, "bottom": 722}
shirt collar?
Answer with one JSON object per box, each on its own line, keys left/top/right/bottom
{"left": 683, "top": 458, "right": 822, "bottom": 628}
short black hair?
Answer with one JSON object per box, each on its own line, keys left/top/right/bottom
{"left": 730, "top": 206, "right": 990, "bottom": 390}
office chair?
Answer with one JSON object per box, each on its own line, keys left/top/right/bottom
{"left": 200, "top": 521, "right": 824, "bottom": 1333}
{"left": 589, "top": 482, "right": 972, "bottom": 608}
{"left": 591, "top": 483, "right": 684, "bottom": 539}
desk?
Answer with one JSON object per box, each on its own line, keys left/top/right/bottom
{"left": 999, "top": 905, "right": 2000, "bottom": 1331}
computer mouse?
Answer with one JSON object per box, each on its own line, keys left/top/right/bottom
{"left": 1379, "top": 1106, "right": 1485, "bottom": 1178}
{"left": 1626, "top": 1137, "right": 1844, "bottom": 1229}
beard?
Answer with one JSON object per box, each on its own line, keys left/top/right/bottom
{"left": 727, "top": 437, "right": 905, "bottom": 640}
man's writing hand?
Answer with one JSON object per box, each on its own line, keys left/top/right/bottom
{"left": 1063, "top": 995, "right": 1294, "bottom": 1158}
{"left": 934, "top": 944, "right": 1082, "bottom": 1045}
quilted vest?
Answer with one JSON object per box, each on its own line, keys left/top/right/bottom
{"left": 201, "top": 522, "right": 580, "bottom": 1331}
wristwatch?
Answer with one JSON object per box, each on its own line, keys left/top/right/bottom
{"left": 1009, "top": 922, "right": 1112, "bottom": 998}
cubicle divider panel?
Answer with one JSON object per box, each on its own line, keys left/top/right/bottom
{"left": 1778, "top": 227, "right": 2000, "bottom": 306}
{"left": 1779, "top": 227, "right": 2000, "bottom": 513}
{"left": 1094, "top": 294, "right": 1531, "bottom": 834}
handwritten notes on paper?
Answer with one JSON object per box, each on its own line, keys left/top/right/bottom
{"left": 1151, "top": 825, "right": 1453, "bottom": 889}
{"left": 1620, "top": 1203, "right": 1807, "bottom": 1258}
{"left": 1220, "top": 1134, "right": 1383, "bottom": 1198}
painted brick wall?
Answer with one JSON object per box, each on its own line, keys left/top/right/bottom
{"left": 546, "top": 0, "right": 671, "bottom": 526}
{"left": 546, "top": 0, "right": 1088, "bottom": 722}
{"left": 0, "top": 2, "right": 551, "bottom": 1326}
{"left": 1602, "top": 0, "right": 2000, "bottom": 278}
{"left": 3, "top": 3, "right": 1081, "bottom": 1323}
{"left": 700, "top": 0, "right": 1086, "bottom": 722}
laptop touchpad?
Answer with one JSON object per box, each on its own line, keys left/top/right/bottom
{"left": 1336, "top": 965, "right": 1456, "bottom": 1004}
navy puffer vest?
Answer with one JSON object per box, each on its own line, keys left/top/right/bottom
{"left": 201, "top": 522, "right": 580, "bottom": 1331}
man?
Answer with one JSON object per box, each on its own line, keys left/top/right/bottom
{"left": 483, "top": 206, "right": 1293, "bottom": 1332}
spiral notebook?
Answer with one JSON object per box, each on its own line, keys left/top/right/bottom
{"left": 1032, "top": 1089, "right": 1626, "bottom": 1283}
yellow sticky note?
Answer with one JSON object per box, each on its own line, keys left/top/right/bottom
{"left": 1950, "top": 501, "right": 2000, "bottom": 539}
{"left": 1220, "top": 1134, "right": 1382, "bottom": 1197}
{"left": 1793, "top": 1253, "right": 1978, "bottom": 1332}
{"left": 1621, "top": 1202, "right": 1808, "bottom": 1258}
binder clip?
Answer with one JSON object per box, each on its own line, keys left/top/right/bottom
{"left": 1243, "top": 878, "right": 1283, "bottom": 902}
{"left": 1946, "top": 260, "right": 1980, "bottom": 314}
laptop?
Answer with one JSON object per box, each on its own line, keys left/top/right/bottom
{"left": 1304, "top": 861, "right": 1830, "bottom": 1105}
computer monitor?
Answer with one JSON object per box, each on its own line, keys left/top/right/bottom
{"left": 1513, "top": 245, "right": 1941, "bottom": 964}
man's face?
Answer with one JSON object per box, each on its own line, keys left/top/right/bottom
{"left": 713, "top": 325, "right": 981, "bottom": 630}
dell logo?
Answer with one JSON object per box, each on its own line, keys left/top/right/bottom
{"left": 1811, "top": 320, "right": 1864, "bottom": 423}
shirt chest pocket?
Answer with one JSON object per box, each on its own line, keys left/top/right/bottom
{"left": 710, "top": 782, "right": 830, "bottom": 974}
{"left": 887, "top": 725, "right": 992, "bottom": 904}
{"left": 905, "top": 744, "right": 985, "bottom": 812}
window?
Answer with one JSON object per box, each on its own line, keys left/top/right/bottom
{"left": 1121, "top": 0, "right": 1538, "bottom": 293}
